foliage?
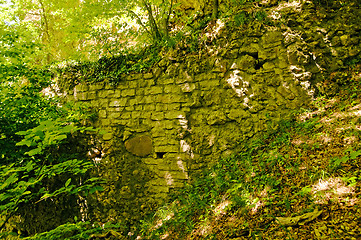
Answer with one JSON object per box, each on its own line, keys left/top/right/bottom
{"left": 0, "top": 0, "right": 178, "bottom": 65}
{"left": 54, "top": 48, "right": 161, "bottom": 90}
{"left": 23, "top": 221, "right": 126, "bottom": 240}
{"left": 329, "top": 147, "right": 361, "bottom": 169}
{"left": 0, "top": 61, "right": 103, "bottom": 237}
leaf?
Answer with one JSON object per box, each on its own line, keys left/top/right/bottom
{"left": 40, "top": 193, "right": 52, "bottom": 200}
{"left": 54, "top": 134, "right": 67, "bottom": 142}
{"left": 89, "top": 185, "right": 104, "bottom": 194}
{"left": 350, "top": 150, "right": 361, "bottom": 160}
{"left": 26, "top": 147, "right": 42, "bottom": 156}
{"left": 16, "top": 130, "right": 28, "bottom": 136}
{"left": 276, "top": 209, "right": 323, "bottom": 226}
{"left": 15, "top": 139, "right": 34, "bottom": 147}
{"left": 340, "top": 155, "right": 349, "bottom": 163}
{"left": 65, "top": 178, "right": 72, "bottom": 187}
{"left": 61, "top": 124, "right": 77, "bottom": 133}
{"left": 0, "top": 173, "right": 18, "bottom": 190}
{"left": 25, "top": 161, "right": 34, "bottom": 172}
{"left": 84, "top": 126, "right": 96, "bottom": 131}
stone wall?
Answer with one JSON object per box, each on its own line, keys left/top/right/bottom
{"left": 61, "top": 0, "right": 361, "bottom": 225}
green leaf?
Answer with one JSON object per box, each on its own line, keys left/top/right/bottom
{"left": 54, "top": 134, "right": 67, "bottom": 142}
{"left": 40, "top": 193, "right": 52, "bottom": 200}
{"left": 340, "top": 156, "right": 349, "bottom": 163}
{"left": 65, "top": 178, "right": 72, "bottom": 187}
{"left": 61, "top": 124, "right": 77, "bottom": 133}
{"left": 0, "top": 173, "right": 18, "bottom": 190}
{"left": 16, "top": 130, "right": 28, "bottom": 136}
{"left": 22, "top": 191, "right": 32, "bottom": 195}
{"left": 26, "top": 147, "right": 42, "bottom": 156}
{"left": 350, "top": 150, "right": 361, "bottom": 160}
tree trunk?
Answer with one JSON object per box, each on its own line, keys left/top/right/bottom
{"left": 211, "top": 0, "right": 219, "bottom": 20}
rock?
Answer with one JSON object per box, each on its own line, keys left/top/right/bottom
{"left": 125, "top": 135, "right": 153, "bottom": 157}
{"left": 233, "top": 55, "right": 256, "bottom": 70}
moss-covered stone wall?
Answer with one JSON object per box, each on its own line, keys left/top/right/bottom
{"left": 62, "top": 1, "right": 361, "bottom": 226}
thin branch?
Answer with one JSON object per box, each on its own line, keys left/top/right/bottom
{"left": 126, "top": 9, "right": 152, "bottom": 37}
{"left": 141, "top": 0, "right": 162, "bottom": 41}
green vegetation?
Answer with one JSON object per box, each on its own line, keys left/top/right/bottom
{"left": 1, "top": 0, "right": 361, "bottom": 239}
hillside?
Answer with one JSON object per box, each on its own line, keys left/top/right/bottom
{"left": 136, "top": 65, "right": 361, "bottom": 239}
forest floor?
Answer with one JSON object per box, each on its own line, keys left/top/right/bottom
{"left": 138, "top": 65, "right": 361, "bottom": 240}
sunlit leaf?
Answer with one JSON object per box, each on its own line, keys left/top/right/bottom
{"left": 65, "top": 178, "right": 72, "bottom": 187}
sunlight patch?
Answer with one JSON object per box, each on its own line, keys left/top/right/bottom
{"left": 164, "top": 172, "right": 174, "bottom": 186}
{"left": 213, "top": 200, "right": 231, "bottom": 216}
{"left": 312, "top": 177, "right": 357, "bottom": 206}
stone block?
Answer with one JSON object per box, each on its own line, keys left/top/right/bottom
{"left": 262, "top": 31, "right": 283, "bottom": 48}
{"left": 135, "top": 105, "right": 143, "bottom": 111}
{"left": 161, "top": 78, "right": 175, "bottom": 84}
{"left": 151, "top": 112, "right": 164, "bottom": 120}
{"left": 99, "top": 110, "right": 107, "bottom": 118}
{"left": 75, "top": 92, "right": 87, "bottom": 101}
{"left": 199, "top": 80, "right": 220, "bottom": 89}
{"left": 144, "top": 104, "right": 156, "bottom": 111}
{"left": 122, "top": 89, "right": 136, "bottom": 97}
{"left": 103, "top": 132, "right": 113, "bottom": 140}
{"left": 113, "top": 90, "right": 121, "bottom": 98}
{"left": 181, "top": 83, "right": 196, "bottom": 93}
{"left": 151, "top": 127, "right": 166, "bottom": 137}
{"left": 167, "top": 170, "right": 189, "bottom": 180}
{"left": 155, "top": 104, "right": 167, "bottom": 111}
{"left": 121, "top": 112, "right": 132, "bottom": 119}
{"left": 263, "top": 61, "right": 275, "bottom": 70}
{"left": 144, "top": 95, "right": 155, "bottom": 104}
{"left": 108, "top": 112, "right": 121, "bottom": 119}
{"left": 167, "top": 103, "right": 181, "bottom": 110}
{"left": 142, "top": 157, "right": 161, "bottom": 165}
{"left": 154, "top": 120, "right": 174, "bottom": 130}
{"left": 147, "top": 86, "right": 163, "bottom": 95}
{"left": 129, "top": 99, "right": 138, "bottom": 106}
{"left": 125, "top": 106, "right": 134, "bottom": 111}
{"left": 98, "top": 99, "right": 109, "bottom": 107}
{"left": 89, "top": 83, "right": 104, "bottom": 91}
{"left": 74, "top": 84, "right": 89, "bottom": 92}
{"left": 132, "top": 111, "right": 142, "bottom": 119}
{"left": 233, "top": 55, "right": 256, "bottom": 70}
{"left": 165, "top": 111, "right": 184, "bottom": 119}
{"left": 98, "top": 90, "right": 115, "bottom": 98}
{"left": 109, "top": 99, "right": 127, "bottom": 107}
{"left": 128, "top": 81, "right": 138, "bottom": 88}
{"left": 87, "top": 91, "right": 97, "bottom": 100}
{"left": 164, "top": 85, "right": 181, "bottom": 94}
{"left": 143, "top": 72, "right": 153, "bottom": 79}
{"left": 125, "top": 135, "right": 153, "bottom": 157}
{"left": 227, "top": 108, "right": 250, "bottom": 120}
{"left": 206, "top": 111, "right": 227, "bottom": 125}
{"left": 154, "top": 145, "right": 179, "bottom": 153}
{"left": 100, "top": 119, "right": 112, "bottom": 126}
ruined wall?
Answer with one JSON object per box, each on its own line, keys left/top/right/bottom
{"left": 61, "top": 0, "right": 361, "bottom": 225}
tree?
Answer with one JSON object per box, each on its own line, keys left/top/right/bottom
{"left": 0, "top": 0, "right": 176, "bottom": 65}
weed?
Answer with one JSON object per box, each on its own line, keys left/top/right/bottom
{"left": 329, "top": 147, "right": 361, "bottom": 169}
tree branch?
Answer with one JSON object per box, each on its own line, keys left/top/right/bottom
{"left": 126, "top": 9, "right": 152, "bottom": 37}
